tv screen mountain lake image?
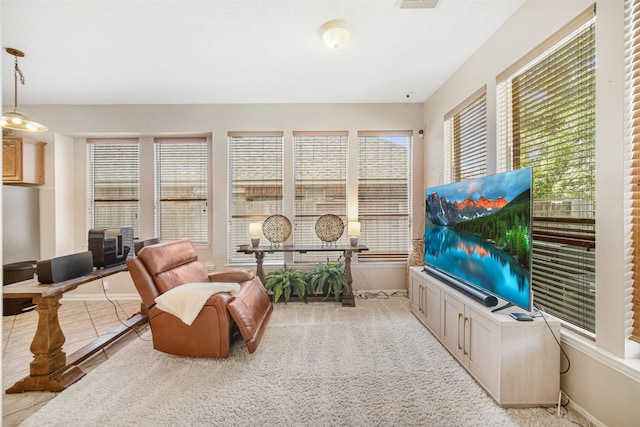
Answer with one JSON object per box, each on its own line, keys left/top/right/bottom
{"left": 424, "top": 168, "right": 532, "bottom": 310}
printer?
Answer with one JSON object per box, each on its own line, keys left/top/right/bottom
{"left": 88, "top": 227, "right": 134, "bottom": 268}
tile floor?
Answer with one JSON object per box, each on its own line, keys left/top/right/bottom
{"left": 2, "top": 298, "right": 145, "bottom": 427}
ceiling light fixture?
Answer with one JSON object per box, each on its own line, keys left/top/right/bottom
{"left": 320, "top": 20, "right": 350, "bottom": 50}
{"left": 1, "top": 48, "right": 47, "bottom": 133}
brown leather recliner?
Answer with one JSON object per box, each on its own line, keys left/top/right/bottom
{"left": 126, "top": 238, "right": 273, "bottom": 358}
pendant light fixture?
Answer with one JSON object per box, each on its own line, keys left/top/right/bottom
{"left": 1, "top": 48, "right": 47, "bottom": 132}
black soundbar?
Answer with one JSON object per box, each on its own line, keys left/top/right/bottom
{"left": 37, "top": 251, "right": 94, "bottom": 284}
{"left": 422, "top": 265, "right": 498, "bottom": 307}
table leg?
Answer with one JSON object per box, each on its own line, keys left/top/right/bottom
{"left": 6, "top": 294, "right": 85, "bottom": 393}
{"left": 342, "top": 250, "right": 356, "bottom": 307}
{"left": 255, "top": 251, "right": 265, "bottom": 280}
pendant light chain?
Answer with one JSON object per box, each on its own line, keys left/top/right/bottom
{"left": 14, "top": 54, "right": 25, "bottom": 111}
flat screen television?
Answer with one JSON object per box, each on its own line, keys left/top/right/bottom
{"left": 424, "top": 168, "right": 533, "bottom": 312}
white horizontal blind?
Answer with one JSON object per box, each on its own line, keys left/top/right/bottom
{"left": 357, "top": 131, "right": 412, "bottom": 260}
{"left": 86, "top": 139, "right": 140, "bottom": 239}
{"left": 154, "top": 138, "right": 208, "bottom": 244}
{"left": 625, "top": 0, "right": 640, "bottom": 342}
{"left": 497, "top": 12, "right": 596, "bottom": 332}
{"left": 293, "top": 132, "right": 347, "bottom": 263}
{"left": 444, "top": 90, "right": 487, "bottom": 183}
{"left": 228, "top": 132, "right": 284, "bottom": 263}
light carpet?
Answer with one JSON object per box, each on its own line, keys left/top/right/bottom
{"left": 22, "top": 298, "right": 579, "bottom": 426}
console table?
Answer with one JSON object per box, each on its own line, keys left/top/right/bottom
{"left": 2, "top": 265, "right": 147, "bottom": 393}
{"left": 237, "top": 244, "right": 368, "bottom": 307}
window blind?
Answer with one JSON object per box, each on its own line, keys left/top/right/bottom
{"left": 625, "top": 0, "right": 640, "bottom": 342}
{"left": 154, "top": 138, "right": 208, "bottom": 244}
{"left": 357, "top": 131, "right": 412, "bottom": 260}
{"left": 497, "top": 11, "right": 596, "bottom": 333}
{"left": 228, "top": 132, "right": 284, "bottom": 263}
{"left": 444, "top": 88, "right": 487, "bottom": 183}
{"left": 86, "top": 139, "right": 140, "bottom": 239}
{"left": 293, "top": 131, "right": 348, "bottom": 263}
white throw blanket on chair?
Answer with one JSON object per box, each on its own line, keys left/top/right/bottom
{"left": 154, "top": 282, "right": 241, "bottom": 326}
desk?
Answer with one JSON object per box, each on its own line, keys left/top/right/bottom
{"left": 2, "top": 265, "right": 147, "bottom": 393}
{"left": 237, "top": 245, "right": 368, "bottom": 307}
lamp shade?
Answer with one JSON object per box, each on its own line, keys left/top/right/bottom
{"left": 1, "top": 111, "right": 47, "bottom": 132}
{"left": 321, "top": 20, "right": 350, "bottom": 50}
{"left": 249, "top": 222, "right": 263, "bottom": 238}
{"left": 348, "top": 221, "right": 361, "bottom": 237}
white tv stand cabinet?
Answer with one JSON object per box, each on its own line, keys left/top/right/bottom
{"left": 409, "top": 266, "right": 560, "bottom": 407}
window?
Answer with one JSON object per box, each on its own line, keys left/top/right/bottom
{"left": 228, "top": 132, "right": 284, "bottom": 262}
{"left": 154, "top": 138, "right": 208, "bottom": 244}
{"left": 497, "top": 8, "right": 596, "bottom": 333}
{"left": 626, "top": 0, "right": 640, "bottom": 342}
{"left": 293, "top": 131, "right": 348, "bottom": 262}
{"left": 444, "top": 88, "right": 487, "bottom": 183}
{"left": 357, "top": 131, "right": 412, "bottom": 260}
{"left": 86, "top": 138, "right": 140, "bottom": 238}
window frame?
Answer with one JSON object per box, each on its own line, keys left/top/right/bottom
{"left": 227, "top": 131, "right": 285, "bottom": 263}
{"left": 86, "top": 138, "right": 140, "bottom": 239}
{"left": 153, "top": 137, "right": 209, "bottom": 245}
{"left": 496, "top": 7, "right": 596, "bottom": 335}
{"left": 357, "top": 130, "right": 413, "bottom": 261}
{"left": 292, "top": 131, "right": 348, "bottom": 263}
{"left": 626, "top": 0, "right": 640, "bottom": 342}
{"left": 444, "top": 86, "right": 488, "bottom": 184}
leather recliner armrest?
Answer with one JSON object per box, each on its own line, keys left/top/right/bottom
{"left": 208, "top": 269, "right": 255, "bottom": 283}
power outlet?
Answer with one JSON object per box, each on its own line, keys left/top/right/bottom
{"left": 102, "top": 280, "right": 109, "bottom": 291}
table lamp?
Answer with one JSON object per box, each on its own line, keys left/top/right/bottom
{"left": 348, "top": 221, "right": 361, "bottom": 246}
{"left": 249, "top": 222, "right": 262, "bottom": 247}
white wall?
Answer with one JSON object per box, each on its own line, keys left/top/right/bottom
{"left": 2, "top": 186, "right": 40, "bottom": 264}
{"left": 422, "top": 1, "right": 639, "bottom": 426}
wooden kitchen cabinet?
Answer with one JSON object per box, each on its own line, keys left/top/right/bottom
{"left": 3, "top": 136, "right": 46, "bottom": 185}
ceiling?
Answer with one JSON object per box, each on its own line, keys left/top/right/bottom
{"left": 1, "top": 0, "right": 525, "bottom": 105}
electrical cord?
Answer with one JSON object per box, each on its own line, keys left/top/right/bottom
{"left": 357, "top": 290, "right": 407, "bottom": 299}
{"left": 533, "top": 303, "right": 571, "bottom": 374}
{"left": 545, "top": 391, "right": 592, "bottom": 427}
{"left": 101, "top": 278, "right": 152, "bottom": 342}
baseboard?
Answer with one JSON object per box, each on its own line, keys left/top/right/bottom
{"left": 61, "top": 293, "right": 141, "bottom": 302}
{"left": 563, "top": 393, "right": 605, "bottom": 427}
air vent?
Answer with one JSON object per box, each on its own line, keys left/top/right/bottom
{"left": 396, "top": 0, "right": 438, "bottom": 8}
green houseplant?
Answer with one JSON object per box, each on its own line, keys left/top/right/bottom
{"left": 306, "top": 257, "right": 348, "bottom": 302}
{"left": 263, "top": 265, "right": 309, "bottom": 303}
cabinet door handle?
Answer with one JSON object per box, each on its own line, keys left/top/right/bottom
{"left": 457, "top": 313, "right": 464, "bottom": 351}
{"left": 419, "top": 285, "right": 424, "bottom": 313}
{"left": 463, "top": 316, "right": 469, "bottom": 355}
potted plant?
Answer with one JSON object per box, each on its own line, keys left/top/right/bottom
{"left": 306, "top": 257, "right": 348, "bottom": 302}
{"left": 263, "top": 265, "right": 309, "bottom": 303}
